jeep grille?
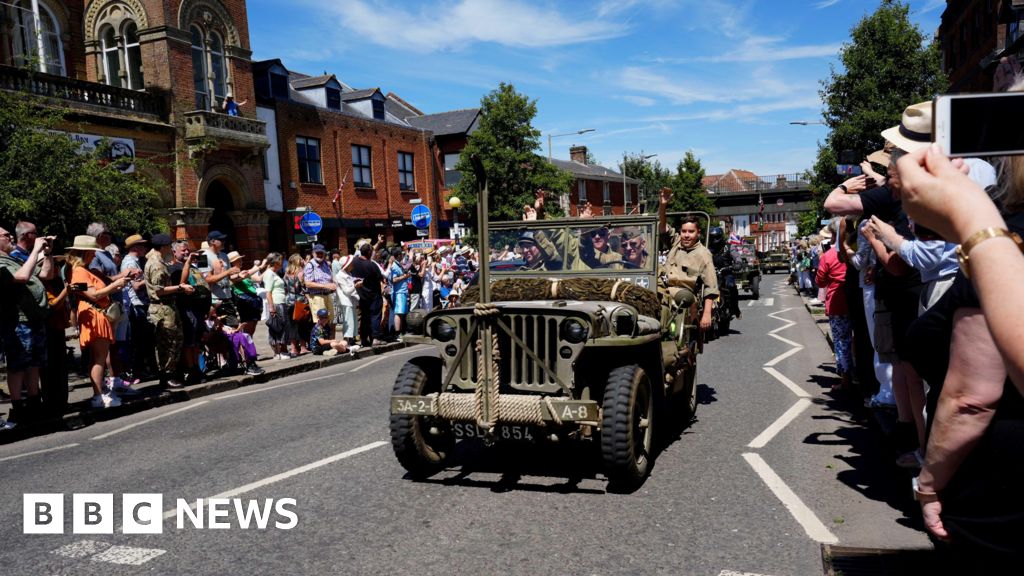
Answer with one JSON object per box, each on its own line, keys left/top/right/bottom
{"left": 456, "top": 314, "right": 562, "bottom": 392}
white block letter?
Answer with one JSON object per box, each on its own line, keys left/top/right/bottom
{"left": 122, "top": 494, "right": 163, "bottom": 534}
{"left": 23, "top": 494, "right": 63, "bottom": 534}
{"left": 73, "top": 493, "right": 113, "bottom": 534}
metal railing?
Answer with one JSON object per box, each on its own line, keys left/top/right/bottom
{"left": 705, "top": 173, "right": 809, "bottom": 195}
{"left": 0, "top": 64, "right": 164, "bottom": 118}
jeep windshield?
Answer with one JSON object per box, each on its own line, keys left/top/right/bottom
{"left": 487, "top": 217, "right": 658, "bottom": 289}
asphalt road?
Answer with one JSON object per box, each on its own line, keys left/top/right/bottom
{"left": 0, "top": 276, "right": 929, "bottom": 575}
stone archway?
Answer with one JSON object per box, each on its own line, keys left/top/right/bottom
{"left": 205, "top": 179, "right": 235, "bottom": 248}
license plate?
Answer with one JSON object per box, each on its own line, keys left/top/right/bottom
{"left": 451, "top": 422, "right": 537, "bottom": 442}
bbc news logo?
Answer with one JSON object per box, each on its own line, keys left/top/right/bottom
{"left": 23, "top": 494, "right": 298, "bottom": 534}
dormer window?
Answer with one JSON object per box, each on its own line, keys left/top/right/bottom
{"left": 326, "top": 87, "right": 341, "bottom": 110}
{"left": 372, "top": 99, "right": 385, "bottom": 120}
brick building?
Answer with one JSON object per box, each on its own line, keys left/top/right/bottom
{"left": 939, "top": 0, "right": 1024, "bottom": 92}
{"left": 253, "top": 59, "right": 479, "bottom": 254}
{"left": 551, "top": 145, "right": 639, "bottom": 217}
{"left": 703, "top": 170, "right": 812, "bottom": 251}
{"left": 0, "top": 0, "right": 271, "bottom": 260}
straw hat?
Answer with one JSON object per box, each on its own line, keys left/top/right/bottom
{"left": 200, "top": 241, "right": 210, "bottom": 251}
{"left": 866, "top": 142, "right": 894, "bottom": 166}
{"left": 124, "top": 234, "right": 147, "bottom": 248}
{"left": 67, "top": 235, "right": 100, "bottom": 251}
{"left": 339, "top": 254, "right": 355, "bottom": 271}
{"left": 880, "top": 101, "right": 933, "bottom": 153}
{"left": 227, "top": 250, "right": 244, "bottom": 263}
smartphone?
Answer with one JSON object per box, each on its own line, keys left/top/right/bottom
{"left": 836, "top": 164, "right": 863, "bottom": 176}
{"left": 70, "top": 282, "right": 88, "bottom": 292}
{"left": 933, "top": 92, "right": 1024, "bottom": 157}
{"left": 193, "top": 254, "right": 208, "bottom": 268}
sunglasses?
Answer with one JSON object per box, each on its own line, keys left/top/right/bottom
{"left": 625, "top": 241, "right": 643, "bottom": 250}
{"left": 590, "top": 230, "right": 608, "bottom": 239}
{"left": 0, "top": 232, "right": 12, "bottom": 240}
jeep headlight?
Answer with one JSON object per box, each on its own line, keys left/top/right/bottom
{"left": 430, "top": 318, "right": 456, "bottom": 342}
{"left": 560, "top": 318, "right": 589, "bottom": 343}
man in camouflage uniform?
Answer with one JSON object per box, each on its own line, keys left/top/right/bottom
{"left": 657, "top": 188, "right": 718, "bottom": 331}
{"left": 144, "top": 233, "right": 191, "bottom": 388}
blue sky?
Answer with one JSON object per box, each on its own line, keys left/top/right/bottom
{"left": 247, "top": 0, "right": 944, "bottom": 176}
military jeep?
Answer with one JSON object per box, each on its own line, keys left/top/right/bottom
{"left": 730, "top": 243, "right": 762, "bottom": 299}
{"left": 389, "top": 215, "right": 703, "bottom": 491}
{"left": 762, "top": 250, "right": 790, "bottom": 275}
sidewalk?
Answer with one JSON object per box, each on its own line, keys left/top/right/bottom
{"left": 1, "top": 322, "right": 412, "bottom": 443}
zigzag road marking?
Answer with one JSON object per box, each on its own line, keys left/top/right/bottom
{"left": 742, "top": 453, "right": 839, "bottom": 544}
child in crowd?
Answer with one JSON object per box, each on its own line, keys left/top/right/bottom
{"left": 204, "top": 310, "right": 264, "bottom": 376}
{"left": 310, "top": 308, "right": 354, "bottom": 356}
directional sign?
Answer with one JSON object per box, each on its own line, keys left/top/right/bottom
{"left": 299, "top": 212, "right": 323, "bottom": 235}
{"left": 411, "top": 204, "right": 432, "bottom": 229}
{"left": 416, "top": 229, "right": 429, "bottom": 237}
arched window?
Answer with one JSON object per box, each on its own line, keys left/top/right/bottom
{"left": 101, "top": 26, "right": 121, "bottom": 87}
{"left": 209, "top": 31, "right": 227, "bottom": 108}
{"left": 191, "top": 25, "right": 209, "bottom": 110}
{"left": 11, "top": 0, "right": 65, "bottom": 76}
{"left": 123, "top": 21, "right": 144, "bottom": 89}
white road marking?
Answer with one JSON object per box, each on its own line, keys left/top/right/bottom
{"left": 90, "top": 545, "right": 166, "bottom": 565}
{"left": 351, "top": 355, "right": 388, "bottom": 372}
{"left": 763, "top": 344, "right": 803, "bottom": 367}
{"left": 742, "top": 452, "right": 839, "bottom": 544}
{"left": 747, "top": 398, "right": 813, "bottom": 448}
{"left": 767, "top": 332, "right": 803, "bottom": 348}
{"left": 768, "top": 319, "right": 795, "bottom": 335}
{"left": 747, "top": 300, "right": 756, "bottom": 307}
{"left": 162, "top": 440, "right": 388, "bottom": 519}
{"left": 763, "top": 366, "right": 811, "bottom": 398}
{"left": 763, "top": 297, "right": 774, "bottom": 306}
{"left": 213, "top": 347, "right": 428, "bottom": 400}
{"left": 0, "top": 443, "right": 79, "bottom": 462}
{"left": 52, "top": 540, "right": 110, "bottom": 559}
{"left": 91, "top": 402, "right": 209, "bottom": 441}
{"left": 719, "top": 571, "right": 778, "bottom": 576}
{"left": 766, "top": 307, "right": 796, "bottom": 319}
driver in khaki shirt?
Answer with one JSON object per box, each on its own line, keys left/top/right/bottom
{"left": 657, "top": 187, "right": 718, "bottom": 331}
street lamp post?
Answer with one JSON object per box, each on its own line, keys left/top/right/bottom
{"left": 448, "top": 195, "right": 462, "bottom": 243}
{"left": 547, "top": 128, "right": 595, "bottom": 163}
{"left": 789, "top": 120, "right": 826, "bottom": 125}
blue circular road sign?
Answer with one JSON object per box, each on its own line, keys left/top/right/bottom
{"left": 300, "top": 212, "right": 323, "bottom": 235}
{"left": 411, "top": 204, "right": 432, "bottom": 229}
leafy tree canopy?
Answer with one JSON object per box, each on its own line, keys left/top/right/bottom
{"left": 0, "top": 90, "right": 168, "bottom": 240}
{"left": 620, "top": 152, "right": 671, "bottom": 213}
{"left": 453, "top": 83, "right": 573, "bottom": 222}
{"left": 806, "top": 0, "right": 946, "bottom": 227}
{"left": 668, "top": 151, "right": 716, "bottom": 215}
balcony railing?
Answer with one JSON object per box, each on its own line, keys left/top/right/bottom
{"left": 0, "top": 64, "right": 164, "bottom": 119}
{"left": 183, "top": 110, "right": 269, "bottom": 154}
{"left": 705, "top": 173, "right": 809, "bottom": 195}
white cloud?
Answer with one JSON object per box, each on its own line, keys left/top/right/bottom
{"left": 814, "top": 0, "right": 841, "bottom": 8}
{"left": 618, "top": 66, "right": 815, "bottom": 106}
{"left": 618, "top": 95, "right": 657, "bottom": 106}
{"left": 918, "top": 0, "right": 945, "bottom": 14}
{"left": 314, "top": 0, "right": 629, "bottom": 51}
{"left": 699, "top": 42, "right": 841, "bottom": 62}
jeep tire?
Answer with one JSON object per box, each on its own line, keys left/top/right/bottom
{"left": 751, "top": 275, "right": 761, "bottom": 300}
{"left": 390, "top": 360, "right": 454, "bottom": 478}
{"left": 602, "top": 365, "right": 654, "bottom": 491}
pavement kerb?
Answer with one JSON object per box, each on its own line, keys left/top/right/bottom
{"left": 3, "top": 342, "right": 413, "bottom": 442}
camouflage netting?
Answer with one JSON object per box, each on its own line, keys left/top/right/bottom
{"left": 460, "top": 277, "right": 661, "bottom": 319}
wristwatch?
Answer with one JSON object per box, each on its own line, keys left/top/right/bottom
{"left": 912, "top": 477, "right": 939, "bottom": 504}
{"left": 838, "top": 184, "right": 849, "bottom": 193}
{"left": 956, "top": 227, "right": 1024, "bottom": 278}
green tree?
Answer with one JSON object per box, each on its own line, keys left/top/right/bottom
{"left": 453, "top": 83, "right": 573, "bottom": 222}
{"left": 0, "top": 90, "right": 167, "bottom": 239}
{"left": 807, "top": 0, "right": 946, "bottom": 228}
{"left": 620, "top": 152, "right": 671, "bottom": 213}
{"left": 821, "top": 0, "right": 946, "bottom": 158}
{"left": 668, "top": 151, "right": 716, "bottom": 215}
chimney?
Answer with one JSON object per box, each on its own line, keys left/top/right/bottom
{"left": 570, "top": 145, "right": 588, "bottom": 165}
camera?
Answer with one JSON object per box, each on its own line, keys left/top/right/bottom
{"left": 934, "top": 92, "right": 1024, "bottom": 157}
{"left": 193, "top": 254, "right": 208, "bottom": 267}
{"left": 69, "top": 282, "right": 88, "bottom": 292}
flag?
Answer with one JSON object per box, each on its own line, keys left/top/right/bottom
{"left": 332, "top": 169, "right": 350, "bottom": 208}
{"left": 758, "top": 192, "right": 764, "bottom": 220}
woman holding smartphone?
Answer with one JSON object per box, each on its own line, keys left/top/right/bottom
{"left": 65, "top": 235, "right": 129, "bottom": 408}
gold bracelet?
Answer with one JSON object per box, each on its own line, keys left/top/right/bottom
{"left": 956, "top": 227, "right": 1024, "bottom": 278}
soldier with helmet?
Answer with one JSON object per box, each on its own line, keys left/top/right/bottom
{"left": 708, "top": 226, "right": 742, "bottom": 321}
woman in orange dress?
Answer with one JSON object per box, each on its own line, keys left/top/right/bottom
{"left": 65, "top": 235, "right": 128, "bottom": 409}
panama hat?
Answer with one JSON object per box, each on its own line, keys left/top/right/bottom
{"left": 227, "top": 250, "right": 244, "bottom": 263}
{"left": 880, "top": 102, "right": 933, "bottom": 153}
{"left": 339, "top": 254, "right": 355, "bottom": 271}
{"left": 123, "top": 234, "right": 147, "bottom": 248}
{"left": 68, "top": 235, "right": 100, "bottom": 251}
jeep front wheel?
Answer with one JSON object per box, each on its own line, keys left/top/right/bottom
{"left": 390, "top": 360, "right": 454, "bottom": 478}
{"left": 601, "top": 365, "right": 654, "bottom": 491}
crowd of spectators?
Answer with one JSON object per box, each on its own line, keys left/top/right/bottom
{"left": 0, "top": 224, "right": 480, "bottom": 429}
{"left": 815, "top": 90, "right": 1024, "bottom": 567}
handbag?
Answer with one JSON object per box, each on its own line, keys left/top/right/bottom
{"left": 102, "top": 301, "right": 123, "bottom": 324}
{"left": 292, "top": 299, "right": 311, "bottom": 322}
{"left": 266, "top": 311, "right": 286, "bottom": 333}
